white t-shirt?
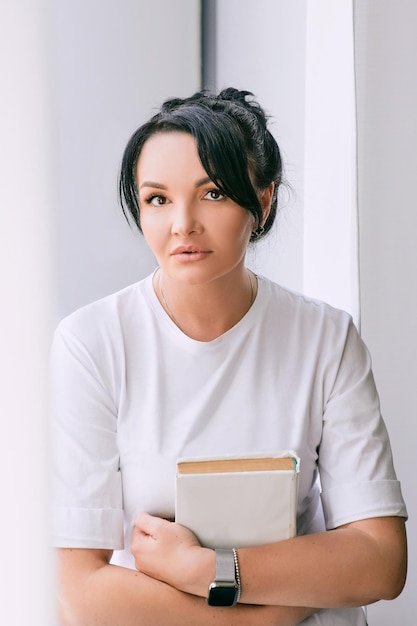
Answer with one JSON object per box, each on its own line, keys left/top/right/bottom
{"left": 51, "top": 273, "right": 407, "bottom": 625}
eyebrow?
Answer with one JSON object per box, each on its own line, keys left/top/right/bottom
{"left": 139, "top": 176, "right": 213, "bottom": 190}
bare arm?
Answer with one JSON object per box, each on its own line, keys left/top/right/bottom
{"left": 57, "top": 548, "right": 315, "bottom": 626}
{"left": 132, "top": 514, "right": 407, "bottom": 609}
{"left": 237, "top": 516, "right": 407, "bottom": 607}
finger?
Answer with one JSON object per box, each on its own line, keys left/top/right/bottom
{"left": 134, "top": 512, "right": 170, "bottom": 537}
{"left": 131, "top": 524, "right": 150, "bottom": 545}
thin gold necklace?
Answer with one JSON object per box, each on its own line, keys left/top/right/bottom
{"left": 157, "top": 269, "right": 255, "bottom": 329}
{"left": 158, "top": 269, "right": 180, "bottom": 328}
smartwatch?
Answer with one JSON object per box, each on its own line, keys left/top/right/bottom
{"left": 207, "top": 549, "right": 241, "bottom": 607}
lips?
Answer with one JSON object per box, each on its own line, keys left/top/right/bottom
{"left": 170, "top": 245, "right": 212, "bottom": 262}
{"left": 171, "top": 245, "right": 211, "bottom": 254}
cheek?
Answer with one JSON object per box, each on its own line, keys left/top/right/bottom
{"left": 140, "top": 214, "right": 165, "bottom": 246}
{"left": 226, "top": 214, "right": 255, "bottom": 244}
{"left": 212, "top": 207, "right": 254, "bottom": 236}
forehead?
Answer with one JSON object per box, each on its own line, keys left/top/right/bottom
{"left": 136, "top": 131, "right": 205, "bottom": 180}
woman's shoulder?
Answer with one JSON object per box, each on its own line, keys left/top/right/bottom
{"left": 258, "top": 276, "right": 363, "bottom": 368}
{"left": 55, "top": 274, "right": 152, "bottom": 344}
{"left": 259, "top": 275, "right": 353, "bottom": 327}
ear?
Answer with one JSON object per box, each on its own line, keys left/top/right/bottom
{"left": 259, "top": 182, "right": 274, "bottom": 226}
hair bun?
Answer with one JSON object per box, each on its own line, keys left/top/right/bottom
{"left": 218, "top": 88, "right": 268, "bottom": 128}
{"left": 160, "top": 97, "right": 186, "bottom": 113}
{"left": 218, "top": 87, "right": 254, "bottom": 102}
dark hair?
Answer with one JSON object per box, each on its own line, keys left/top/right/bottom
{"left": 119, "top": 87, "right": 283, "bottom": 241}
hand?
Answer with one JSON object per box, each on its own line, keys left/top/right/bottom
{"left": 131, "top": 512, "right": 214, "bottom": 596}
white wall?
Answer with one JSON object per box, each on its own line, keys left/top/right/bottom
{"left": 355, "top": 2, "right": 417, "bottom": 623}
{"left": 303, "top": 0, "right": 359, "bottom": 324}
{"left": 50, "top": 0, "right": 201, "bottom": 321}
{"left": 0, "top": 1, "right": 54, "bottom": 623}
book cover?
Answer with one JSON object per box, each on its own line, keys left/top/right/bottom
{"left": 175, "top": 451, "right": 299, "bottom": 550}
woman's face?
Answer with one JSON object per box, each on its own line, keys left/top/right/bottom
{"left": 136, "top": 131, "right": 256, "bottom": 286}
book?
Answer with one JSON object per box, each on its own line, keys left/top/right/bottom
{"left": 175, "top": 451, "right": 299, "bottom": 549}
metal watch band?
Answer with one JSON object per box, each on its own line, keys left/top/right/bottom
{"left": 215, "top": 549, "right": 236, "bottom": 583}
{"left": 207, "top": 548, "right": 240, "bottom": 606}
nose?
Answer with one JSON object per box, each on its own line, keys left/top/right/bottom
{"left": 171, "top": 200, "right": 203, "bottom": 236}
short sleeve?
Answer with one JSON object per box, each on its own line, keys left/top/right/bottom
{"left": 50, "top": 321, "right": 124, "bottom": 549}
{"left": 319, "top": 320, "right": 407, "bottom": 529}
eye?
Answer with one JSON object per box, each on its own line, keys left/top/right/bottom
{"left": 144, "top": 194, "right": 168, "bottom": 207}
{"left": 204, "top": 189, "right": 225, "bottom": 202}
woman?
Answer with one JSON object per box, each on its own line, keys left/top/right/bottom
{"left": 52, "top": 88, "right": 407, "bottom": 625}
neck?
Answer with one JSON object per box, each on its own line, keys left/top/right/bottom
{"left": 154, "top": 267, "right": 257, "bottom": 342}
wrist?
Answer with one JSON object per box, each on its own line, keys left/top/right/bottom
{"left": 181, "top": 546, "right": 215, "bottom": 597}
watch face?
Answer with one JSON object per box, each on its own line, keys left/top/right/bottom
{"left": 207, "top": 582, "right": 239, "bottom": 607}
